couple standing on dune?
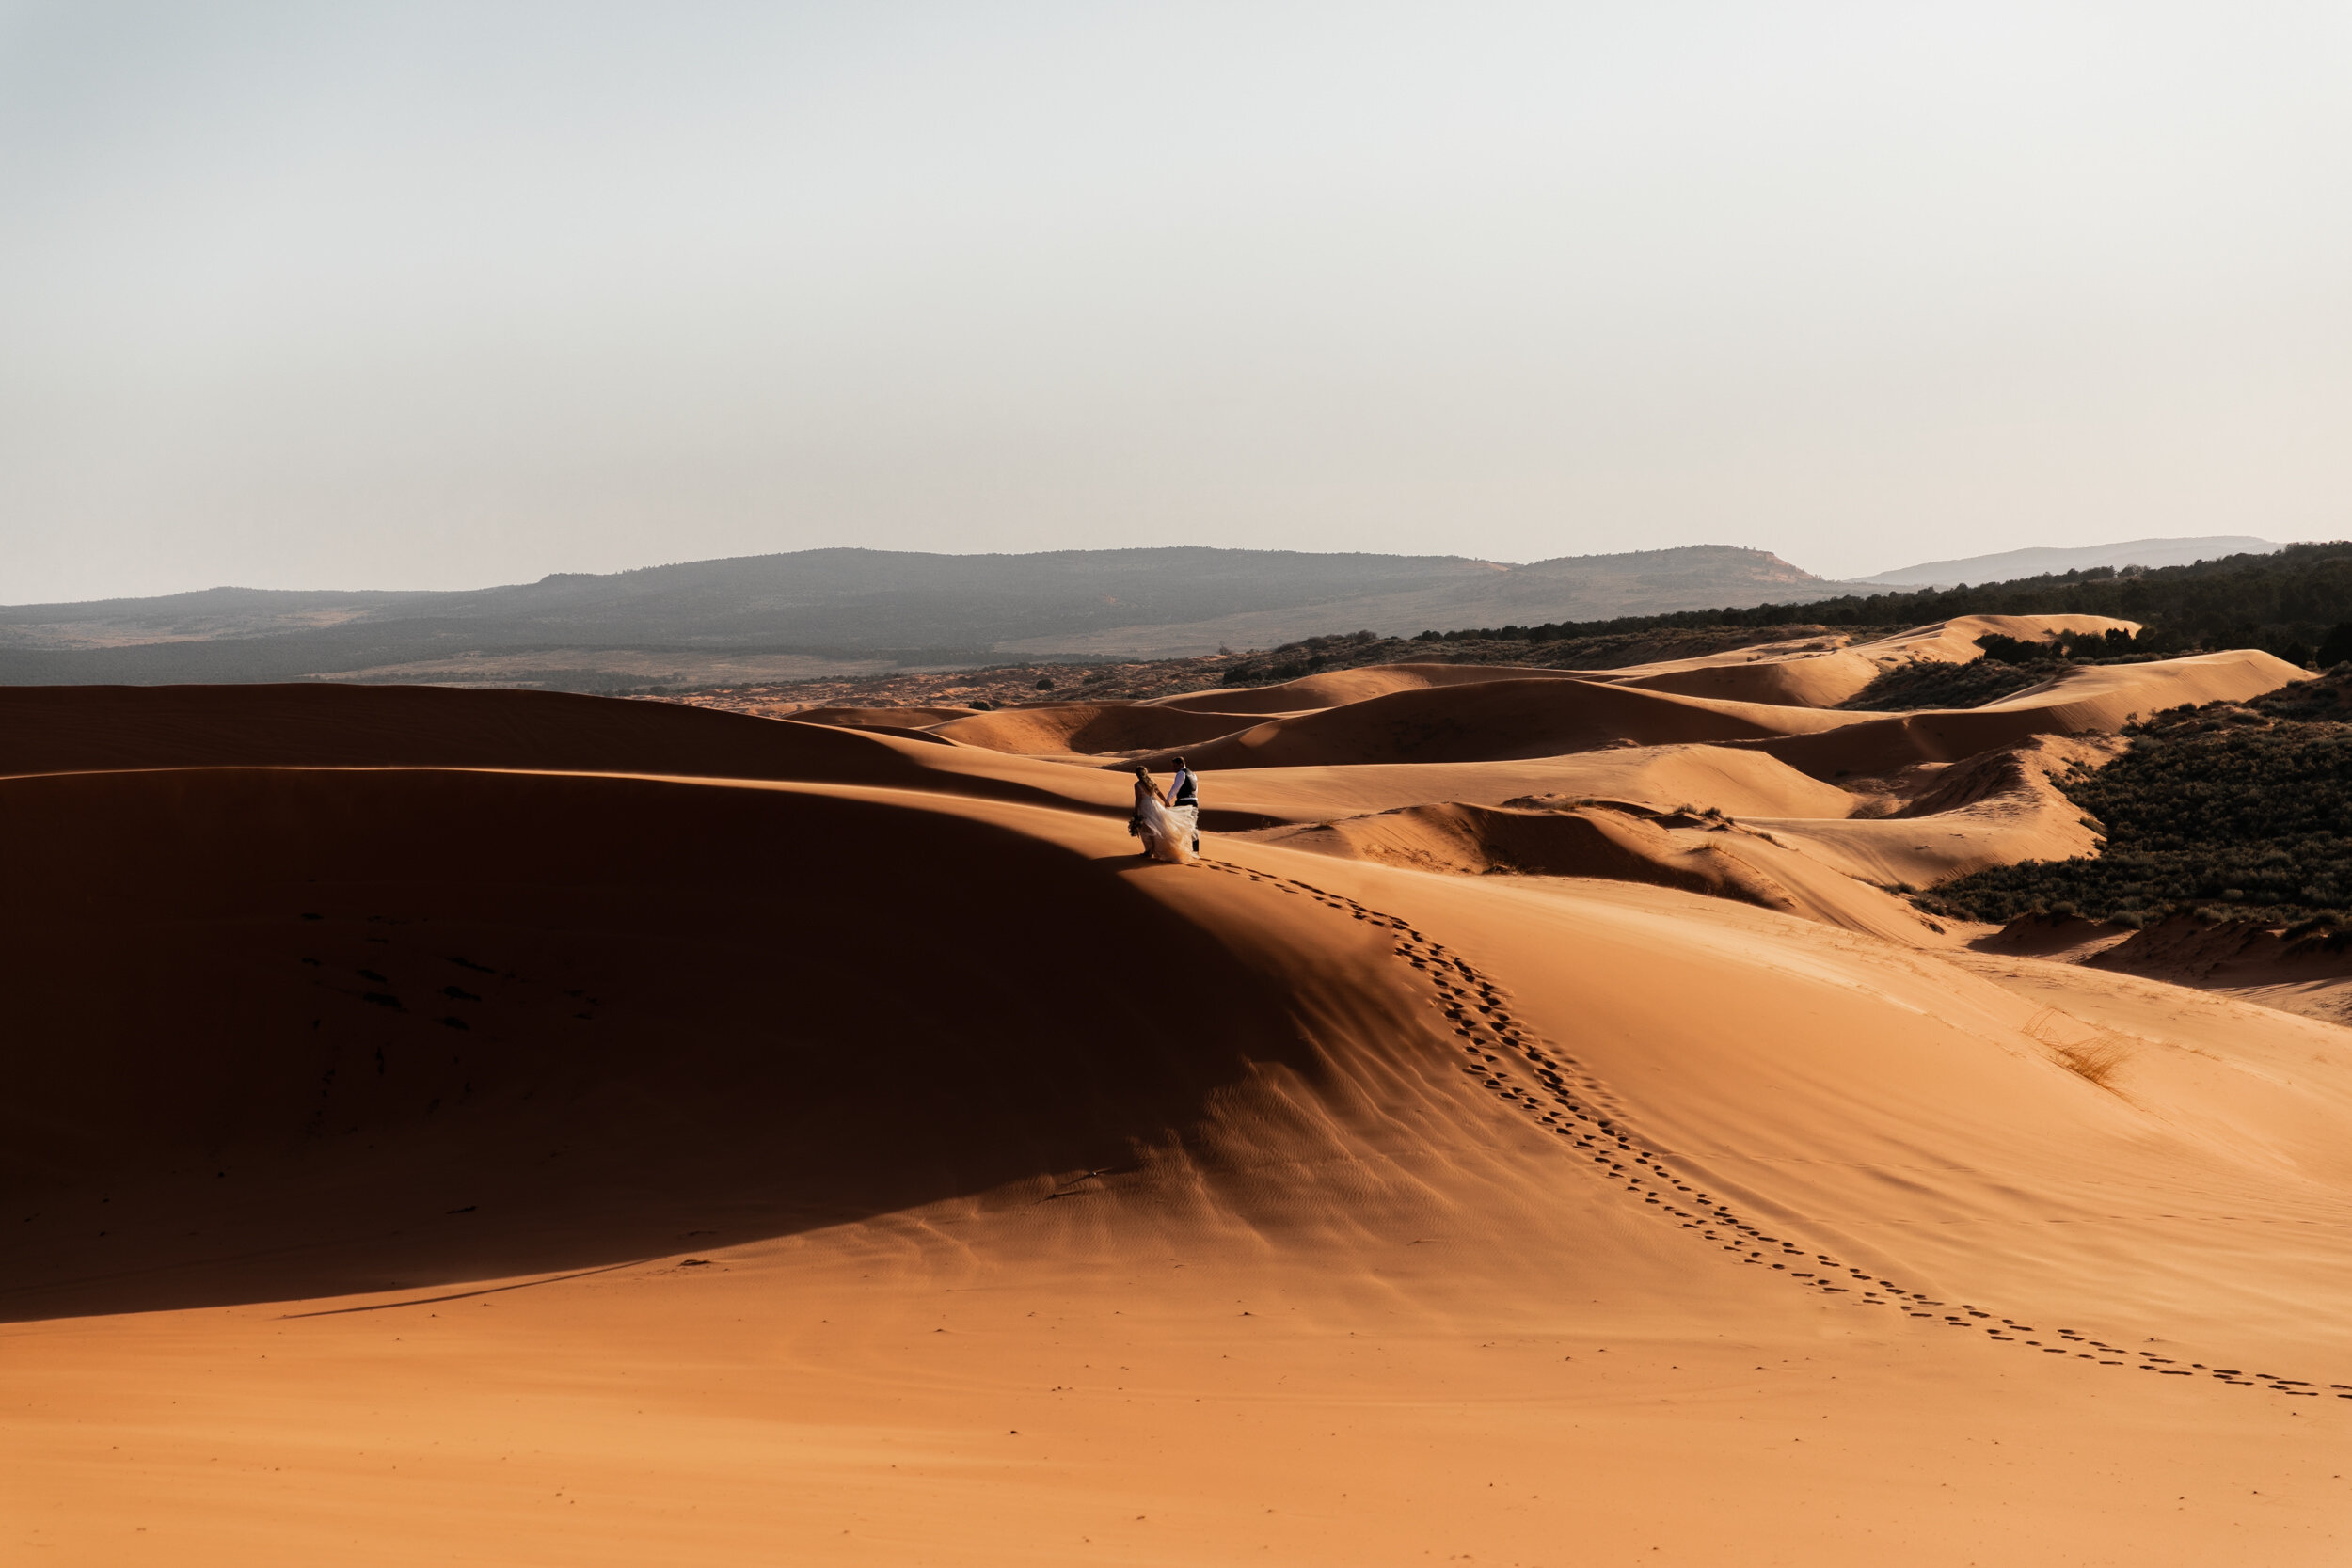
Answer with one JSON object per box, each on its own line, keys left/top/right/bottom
{"left": 1129, "top": 757, "right": 1202, "bottom": 864}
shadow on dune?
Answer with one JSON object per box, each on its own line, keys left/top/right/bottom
{"left": 1265, "top": 800, "right": 1790, "bottom": 911}
{"left": 0, "top": 681, "right": 1106, "bottom": 811}
{"left": 0, "top": 767, "right": 1321, "bottom": 1322}
{"left": 1137, "top": 676, "right": 1821, "bottom": 771}
{"left": 930, "top": 700, "right": 1261, "bottom": 755}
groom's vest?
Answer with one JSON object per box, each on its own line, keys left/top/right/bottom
{"left": 1170, "top": 770, "right": 1199, "bottom": 808}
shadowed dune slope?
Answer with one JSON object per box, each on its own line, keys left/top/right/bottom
{"left": 1136, "top": 676, "right": 1854, "bottom": 771}
{"left": 929, "top": 700, "right": 1261, "bottom": 756}
{"left": 786, "top": 705, "right": 980, "bottom": 727}
{"left": 0, "top": 766, "right": 1327, "bottom": 1321}
{"left": 0, "top": 683, "right": 916, "bottom": 780}
{"left": 0, "top": 681, "right": 1156, "bottom": 817}
{"left": 1144, "top": 660, "right": 1585, "bottom": 715}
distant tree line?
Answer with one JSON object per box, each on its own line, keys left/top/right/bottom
{"left": 1218, "top": 629, "right": 1385, "bottom": 685}
{"left": 1416, "top": 542, "right": 2352, "bottom": 667}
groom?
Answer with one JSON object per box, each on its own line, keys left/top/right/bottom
{"left": 1168, "top": 756, "right": 1200, "bottom": 855}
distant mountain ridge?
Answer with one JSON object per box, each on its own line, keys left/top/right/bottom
{"left": 0, "top": 545, "right": 1828, "bottom": 689}
{"left": 1855, "top": 536, "right": 2280, "bottom": 588}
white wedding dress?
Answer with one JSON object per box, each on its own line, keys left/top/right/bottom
{"left": 1133, "top": 786, "right": 1199, "bottom": 864}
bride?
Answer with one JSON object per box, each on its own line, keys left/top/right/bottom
{"left": 1129, "top": 766, "right": 1199, "bottom": 864}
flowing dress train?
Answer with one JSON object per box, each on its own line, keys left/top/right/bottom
{"left": 1132, "top": 787, "right": 1198, "bottom": 864}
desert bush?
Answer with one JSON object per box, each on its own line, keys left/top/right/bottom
{"left": 1836, "top": 657, "right": 2057, "bottom": 712}
{"left": 1932, "top": 672, "right": 2352, "bottom": 927}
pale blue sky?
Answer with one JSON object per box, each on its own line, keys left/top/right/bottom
{"left": 4, "top": 2, "right": 2346, "bottom": 600}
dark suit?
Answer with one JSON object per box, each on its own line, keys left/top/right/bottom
{"left": 1170, "top": 768, "right": 1200, "bottom": 851}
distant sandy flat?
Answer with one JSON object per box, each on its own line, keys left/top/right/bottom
{"left": 7, "top": 624, "right": 2347, "bottom": 1566}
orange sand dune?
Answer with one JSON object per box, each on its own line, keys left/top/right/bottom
{"left": 1142, "top": 647, "right": 2295, "bottom": 779}
{"left": 1603, "top": 613, "right": 2138, "bottom": 708}
{"left": 0, "top": 765, "right": 1316, "bottom": 1321}
{"left": 0, "top": 681, "right": 1166, "bottom": 820}
{"left": 1176, "top": 647, "right": 2299, "bottom": 947}
{"left": 787, "top": 704, "right": 981, "bottom": 727}
{"left": 0, "top": 682, "right": 951, "bottom": 783}
{"left": 979, "top": 644, "right": 1893, "bottom": 761}
{"left": 2075, "top": 916, "right": 2352, "bottom": 1028}
{"left": 1866, "top": 611, "right": 2141, "bottom": 663}
{"left": 1143, "top": 658, "right": 1587, "bottom": 714}
{"left": 1193, "top": 741, "right": 1866, "bottom": 825}
{"left": 1740, "top": 734, "right": 2122, "bottom": 889}
{"left": 930, "top": 699, "right": 1263, "bottom": 757}
{"left": 1605, "top": 636, "right": 1888, "bottom": 707}
{"left": 1134, "top": 675, "right": 1858, "bottom": 771}
{"left": 1249, "top": 799, "right": 1798, "bottom": 902}
{"left": 1761, "top": 648, "right": 2303, "bottom": 776}
{"left": 1138, "top": 614, "right": 2133, "bottom": 722}
{"left": 8, "top": 665, "right": 2351, "bottom": 1566}
{"left": 1248, "top": 800, "right": 1941, "bottom": 942}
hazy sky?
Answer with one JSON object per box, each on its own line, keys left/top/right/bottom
{"left": 4, "top": 2, "right": 2346, "bottom": 602}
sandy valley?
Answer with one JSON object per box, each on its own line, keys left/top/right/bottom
{"left": 6, "top": 616, "right": 2349, "bottom": 1566}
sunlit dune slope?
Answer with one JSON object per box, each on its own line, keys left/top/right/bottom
{"left": 1866, "top": 612, "right": 2140, "bottom": 664}
{"left": 1184, "top": 742, "right": 1865, "bottom": 825}
{"left": 1246, "top": 800, "right": 1943, "bottom": 942}
{"left": 1605, "top": 639, "right": 1885, "bottom": 707}
{"left": 1221, "top": 861, "right": 2352, "bottom": 1361}
{"left": 1253, "top": 800, "right": 1791, "bottom": 900}
{"left": 1741, "top": 734, "right": 2121, "bottom": 889}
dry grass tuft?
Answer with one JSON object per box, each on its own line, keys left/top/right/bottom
{"left": 2053, "top": 1037, "right": 2132, "bottom": 1090}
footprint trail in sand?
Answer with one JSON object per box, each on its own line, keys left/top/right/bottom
{"left": 1204, "top": 858, "right": 2352, "bottom": 1403}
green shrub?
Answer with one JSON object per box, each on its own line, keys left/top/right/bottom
{"left": 1932, "top": 672, "right": 2352, "bottom": 927}
{"left": 1837, "top": 657, "right": 2057, "bottom": 712}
